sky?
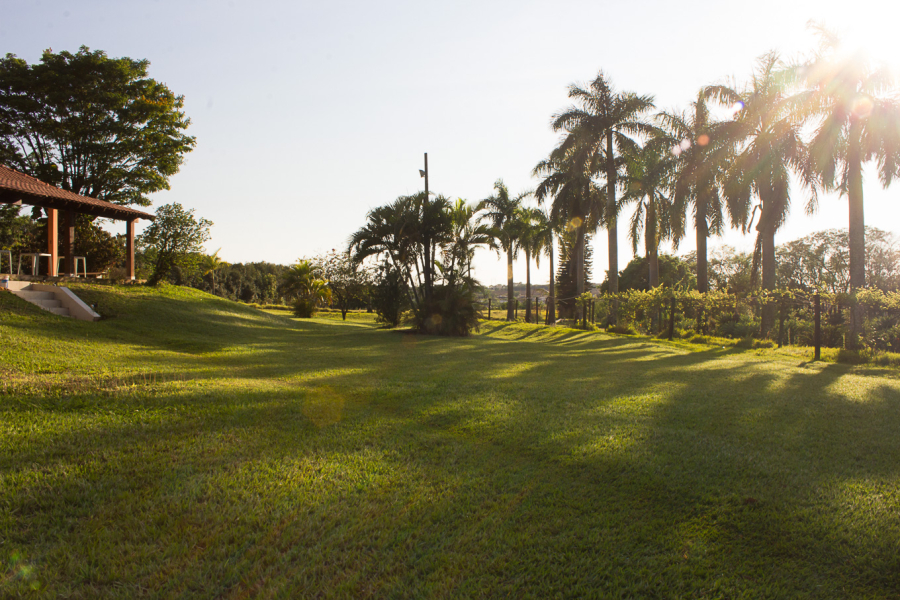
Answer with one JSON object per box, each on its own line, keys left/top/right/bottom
{"left": 3, "top": 0, "right": 900, "bottom": 285}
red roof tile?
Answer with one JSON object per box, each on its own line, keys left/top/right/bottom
{"left": 0, "top": 164, "right": 154, "bottom": 220}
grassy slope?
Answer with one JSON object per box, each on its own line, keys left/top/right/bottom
{"left": 2, "top": 284, "right": 900, "bottom": 598}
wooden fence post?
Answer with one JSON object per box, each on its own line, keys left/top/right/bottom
{"left": 668, "top": 296, "right": 676, "bottom": 341}
{"left": 488, "top": 297, "right": 491, "bottom": 320}
{"left": 814, "top": 293, "right": 821, "bottom": 361}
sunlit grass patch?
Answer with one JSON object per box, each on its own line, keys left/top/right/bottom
{"left": 2, "top": 284, "right": 900, "bottom": 597}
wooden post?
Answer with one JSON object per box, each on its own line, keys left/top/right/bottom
{"left": 63, "top": 209, "right": 75, "bottom": 276}
{"left": 814, "top": 293, "right": 821, "bottom": 361}
{"left": 488, "top": 297, "right": 491, "bottom": 320}
{"left": 126, "top": 218, "right": 136, "bottom": 280}
{"left": 668, "top": 296, "right": 676, "bottom": 341}
{"left": 46, "top": 208, "right": 58, "bottom": 276}
{"left": 515, "top": 299, "right": 519, "bottom": 320}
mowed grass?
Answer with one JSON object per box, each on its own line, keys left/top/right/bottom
{"left": 2, "top": 284, "right": 900, "bottom": 598}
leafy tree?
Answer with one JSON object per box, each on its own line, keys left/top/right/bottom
{"left": 0, "top": 204, "right": 35, "bottom": 253}
{"left": 611, "top": 254, "right": 696, "bottom": 292}
{"left": 371, "top": 259, "right": 407, "bottom": 327}
{"left": 138, "top": 202, "right": 212, "bottom": 285}
{"left": 775, "top": 227, "right": 900, "bottom": 293}
{"left": 556, "top": 230, "right": 593, "bottom": 319}
{"left": 0, "top": 46, "right": 195, "bottom": 206}
{"left": 320, "top": 250, "right": 371, "bottom": 321}
{"left": 706, "top": 246, "right": 753, "bottom": 294}
{"left": 477, "top": 180, "right": 527, "bottom": 321}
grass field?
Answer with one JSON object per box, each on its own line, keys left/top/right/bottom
{"left": 2, "top": 283, "right": 900, "bottom": 598}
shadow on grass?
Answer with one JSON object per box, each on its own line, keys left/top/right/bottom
{"left": 4, "top": 292, "right": 900, "bottom": 596}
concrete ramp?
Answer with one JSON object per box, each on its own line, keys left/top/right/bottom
{"left": 7, "top": 282, "right": 100, "bottom": 321}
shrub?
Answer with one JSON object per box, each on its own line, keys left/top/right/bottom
{"left": 293, "top": 298, "right": 317, "bottom": 318}
{"left": 414, "top": 281, "right": 480, "bottom": 336}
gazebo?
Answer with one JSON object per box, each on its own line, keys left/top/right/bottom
{"left": 0, "top": 164, "right": 154, "bottom": 280}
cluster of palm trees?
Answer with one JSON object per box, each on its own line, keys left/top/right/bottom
{"left": 347, "top": 183, "right": 562, "bottom": 330}
{"left": 346, "top": 31, "right": 900, "bottom": 341}
{"left": 528, "top": 31, "right": 900, "bottom": 341}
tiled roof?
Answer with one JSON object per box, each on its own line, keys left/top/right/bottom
{"left": 0, "top": 164, "right": 154, "bottom": 220}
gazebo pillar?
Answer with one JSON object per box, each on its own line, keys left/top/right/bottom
{"left": 126, "top": 218, "right": 136, "bottom": 280}
{"left": 46, "top": 208, "right": 58, "bottom": 276}
{"left": 62, "top": 209, "right": 76, "bottom": 276}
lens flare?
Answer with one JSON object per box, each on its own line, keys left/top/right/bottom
{"left": 671, "top": 145, "right": 682, "bottom": 157}
{"left": 852, "top": 95, "right": 874, "bottom": 119}
{"left": 680, "top": 139, "right": 692, "bottom": 151}
{"left": 731, "top": 101, "right": 744, "bottom": 116}
{"left": 697, "top": 134, "right": 710, "bottom": 146}
{"left": 567, "top": 216, "right": 583, "bottom": 231}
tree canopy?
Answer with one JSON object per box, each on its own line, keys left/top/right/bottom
{"left": 0, "top": 46, "right": 195, "bottom": 206}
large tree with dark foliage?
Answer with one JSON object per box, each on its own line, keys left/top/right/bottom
{"left": 0, "top": 46, "right": 195, "bottom": 206}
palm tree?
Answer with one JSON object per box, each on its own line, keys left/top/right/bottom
{"left": 659, "top": 89, "right": 738, "bottom": 292}
{"left": 282, "top": 259, "right": 331, "bottom": 317}
{"left": 201, "top": 248, "right": 229, "bottom": 295}
{"left": 533, "top": 145, "right": 602, "bottom": 320}
{"left": 714, "top": 52, "right": 818, "bottom": 336}
{"left": 477, "top": 180, "right": 527, "bottom": 321}
{"left": 798, "top": 29, "right": 900, "bottom": 343}
{"left": 620, "top": 139, "right": 675, "bottom": 291}
{"left": 348, "top": 192, "right": 452, "bottom": 312}
{"left": 551, "top": 72, "right": 656, "bottom": 303}
{"left": 529, "top": 207, "right": 557, "bottom": 324}
{"left": 515, "top": 206, "right": 549, "bottom": 323}
{"left": 445, "top": 198, "right": 494, "bottom": 279}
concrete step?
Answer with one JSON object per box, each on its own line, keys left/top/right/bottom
{"left": 36, "top": 299, "right": 62, "bottom": 309}
{"left": 16, "top": 290, "right": 56, "bottom": 301}
{"left": 9, "top": 283, "right": 99, "bottom": 321}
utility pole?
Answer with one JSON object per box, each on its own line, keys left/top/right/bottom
{"left": 420, "top": 153, "right": 431, "bottom": 303}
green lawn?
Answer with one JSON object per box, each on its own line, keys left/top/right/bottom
{"left": 2, "top": 283, "right": 900, "bottom": 598}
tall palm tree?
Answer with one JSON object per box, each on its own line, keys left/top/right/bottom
{"left": 533, "top": 145, "right": 602, "bottom": 320}
{"left": 348, "top": 192, "right": 452, "bottom": 312}
{"left": 445, "top": 198, "right": 494, "bottom": 279}
{"left": 528, "top": 207, "right": 557, "bottom": 324}
{"left": 715, "top": 52, "right": 817, "bottom": 335}
{"left": 659, "top": 89, "right": 738, "bottom": 292}
{"left": 478, "top": 180, "right": 527, "bottom": 321}
{"left": 201, "top": 248, "right": 229, "bottom": 295}
{"left": 551, "top": 72, "right": 656, "bottom": 303}
{"left": 515, "top": 206, "right": 549, "bottom": 323}
{"left": 620, "top": 139, "right": 675, "bottom": 291}
{"left": 798, "top": 29, "right": 900, "bottom": 343}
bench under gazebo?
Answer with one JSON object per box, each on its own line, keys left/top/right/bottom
{"left": 0, "top": 164, "right": 153, "bottom": 279}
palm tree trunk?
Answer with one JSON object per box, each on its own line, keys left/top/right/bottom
{"left": 848, "top": 124, "right": 866, "bottom": 348}
{"left": 647, "top": 201, "right": 660, "bottom": 333}
{"left": 696, "top": 194, "right": 709, "bottom": 293}
{"left": 760, "top": 224, "right": 777, "bottom": 337}
{"left": 607, "top": 131, "right": 618, "bottom": 326}
{"left": 525, "top": 248, "right": 532, "bottom": 323}
{"left": 548, "top": 240, "right": 556, "bottom": 324}
{"left": 647, "top": 201, "right": 659, "bottom": 289}
{"left": 506, "top": 247, "right": 515, "bottom": 321}
{"left": 575, "top": 221, "right": 585, "bottom": 322}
